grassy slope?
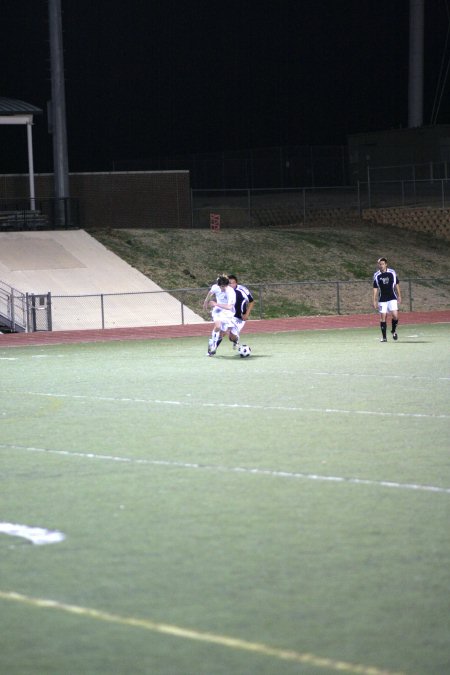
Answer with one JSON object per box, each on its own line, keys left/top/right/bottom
{"left": 87, "top": 225, "right": 450, "bottom": 316}
{"left": 88, "top": 225, "right": 450, "bottom": 288}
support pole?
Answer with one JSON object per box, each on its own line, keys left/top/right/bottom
{"left": 26, "top": 122, "right": 36, "bottom": 210}
{"left": 48, "top": 0, "right": 70, "bottom": 225}
{"left": 408, "top": 0, "right": 424, "bottom": 128}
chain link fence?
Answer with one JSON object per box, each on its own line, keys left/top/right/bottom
{"left": 41, "top": 278, "right": 450, "bottom": 331}
{"left": 359, "top": 178, "right": 450, "bottom": 210}
{"left": 192, "top": 181, "right": 450, "bottom": 228}
{"left": 192, "top": 186, "right": 362, "bottom": 228}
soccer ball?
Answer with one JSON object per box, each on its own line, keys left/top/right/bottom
{"left": 238, "top": 344, "right": 251, "bottom": 358}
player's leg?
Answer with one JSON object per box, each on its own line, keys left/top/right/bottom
{"left": 229, "top": 318, "right": 244, "bottom": 349}
{"left": 379, "top": 305, "right": 387, "bottom": 342}
{"left": 215, "top": 329, "right": 226, "bottom": 351}
{"left": 390, "top": 303, "right": 399, "bottom": 340}
{"left": 229, "top": 332, "right": 239, "bottom": 349}
{"left": 208, "top": 314, "right": 222, "bottom": 355}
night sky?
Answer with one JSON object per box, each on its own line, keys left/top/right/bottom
{"left": 1, "top": 0, "right": 449, "bottom": 174}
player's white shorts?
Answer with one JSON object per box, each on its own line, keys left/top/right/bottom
{"left": 230, "top": 318, "right": 245, "bottom": 336}
{"left": 212, "top": 307, "right": 235, "bottom": 331}
{"left": 378, "top": 300, "right": 398, "bottom": 314}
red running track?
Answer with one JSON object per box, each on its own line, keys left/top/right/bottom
{"left": 1, "top": 311, "right": 449, "bottom": 348}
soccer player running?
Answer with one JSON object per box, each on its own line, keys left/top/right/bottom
{"left": 372, "top": 257, "right": 401, "bottom": 342}
{"left": 203, "top": 275, "right": 236, "bottom": 356}
{"left": 227, "top": 274, "right": 255, "bottom": 349}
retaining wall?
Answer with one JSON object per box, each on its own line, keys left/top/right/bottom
{"left": 363, "top": 207, "right": 450, "bottom": 241}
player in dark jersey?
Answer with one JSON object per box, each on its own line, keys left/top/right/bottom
{"left": 227, "top": 274, "right": 255, "bottom": 349}
{"left": 372, "top": 257, "right": 401, "bottom": 342}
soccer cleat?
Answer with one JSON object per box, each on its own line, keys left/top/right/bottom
{"left": 380, "top": 337, "right": 387, "bottom": 342}
{"left": 392, "top": 332, "right": 398, "bottom": 341}
{"left": 207, "top": 339, "right": 216, "bottom": 355}
{"left": 232, "top": 341, "right": 239, "bottom": 350}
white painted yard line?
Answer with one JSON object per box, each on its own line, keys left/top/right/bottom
{"left": 0, "top": 522, "right": 65, "bottom": 545}
{"left": 0, "top": 591, "right": 406, "bottom": 675}
{"left": 313, "top": 371, "right": 450, "bottom": 382}
{"left": 2, "top": 443, "right": 450, "bottom": 495}
{"left": 23, "top": 391, "right": 450, "bottom": 420}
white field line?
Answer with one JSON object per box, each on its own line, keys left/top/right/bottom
{"left": 0, "top": 522, "right": 65, "bottom": 545}
{"left": 2, "top": 443, "right": 450, "bottom": 495}
{"left": 0, "top": 591, "right": 406, "bottom": 675}
{"left": 23, "top": 391, "right": 450, "bottom": 420}
{"left": 313, "top": 371, "right": 450, "bottom": 382}
{"left": 3, "top": 354, "right": 449, "bottom": 381}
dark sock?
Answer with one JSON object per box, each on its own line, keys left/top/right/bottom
{"left": 381, "top": 321, "right": 387, "bottom": 339}
{"left": 392, "top": 319, "right": 398, "bottom": 333}
{"left": 216, "top": 337, "right": 223, "bottom": 349}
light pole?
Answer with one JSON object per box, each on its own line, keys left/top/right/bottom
{"left": 48, "top": 0, "right": 70, "bottom": 226}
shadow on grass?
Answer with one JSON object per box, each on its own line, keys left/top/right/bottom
{"left": 213, "top": 354, "right": 272, "bottom": 360}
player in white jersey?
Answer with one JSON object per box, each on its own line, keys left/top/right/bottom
{"left": 203, "top": 275, "right": 236, "bottom": 356}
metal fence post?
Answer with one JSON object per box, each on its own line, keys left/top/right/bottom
{"left": 408, "top": 280, "right": 413, "bottom": 312}
{"left": 10, "top": 291, "right": 15, "bottom": 332}
{"left": 46, "top": 292, "right": 53, "bottom": 331}
{"left": 25, "top": 292, "right": 30, "bottom": 332}
{"left": 336, "top": 281, "right": 341, "bottom": 315}
{"left": 258, "top": 285, "right": 264, "bottom": 319}
{"left": 30, "top": 293, "right": 37, "bottom": 332}
{"left": 100, "top": 294, "right": 105, "bottom": 329}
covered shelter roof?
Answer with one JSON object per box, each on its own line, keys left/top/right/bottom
{"left": 0, "top": 97, "right": 43, "bottom": 116}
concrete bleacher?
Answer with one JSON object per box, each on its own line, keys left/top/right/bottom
{"left": 0, "top": 229, "right": 205, "bottom": 330}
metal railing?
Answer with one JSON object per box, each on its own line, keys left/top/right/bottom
{"left": 0, "top": 283, "right": 54, "bottom": 333}
{"left": 0, "top": 197, "right": 79, "bottom": 230}
{"left": 0, "top": 281, "right": 28, "bottom": 332}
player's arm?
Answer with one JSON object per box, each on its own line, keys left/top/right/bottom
{"left": 210, "top": 286, "right": 235, "bottom": 311}
{"left": 212, "top": 299, "right": 234, "bottom": 310}
{"left": 395, "top": 282, "right": 401, "bottom": 304}
{"left": 242, "top": 298, "right": 255, "bottom": 320}
{"left": 372, "top": 286, "right": 379, "bottom": 309}
{"left": 203, "top": 290, "right": 214, "bottom": 311}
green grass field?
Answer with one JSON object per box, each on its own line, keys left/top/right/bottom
{"left": 1, "top": 324, "right": 449, "bottom": 675}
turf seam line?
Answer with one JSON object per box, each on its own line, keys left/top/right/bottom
{"left": 2, "top": 443, "right": 450, "bottom": 495}
{"left": 23, "top": 391, "right": 450, "bottom": 420}
{"left": 0, "top": 591, "right": 406, "bottom": 675}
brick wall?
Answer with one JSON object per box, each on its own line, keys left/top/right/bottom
{"left": 363, "top": 207, "right": 450, "bottom": 241}
{"left": 0, "top": 171, "right": 192, "bottom": 228}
